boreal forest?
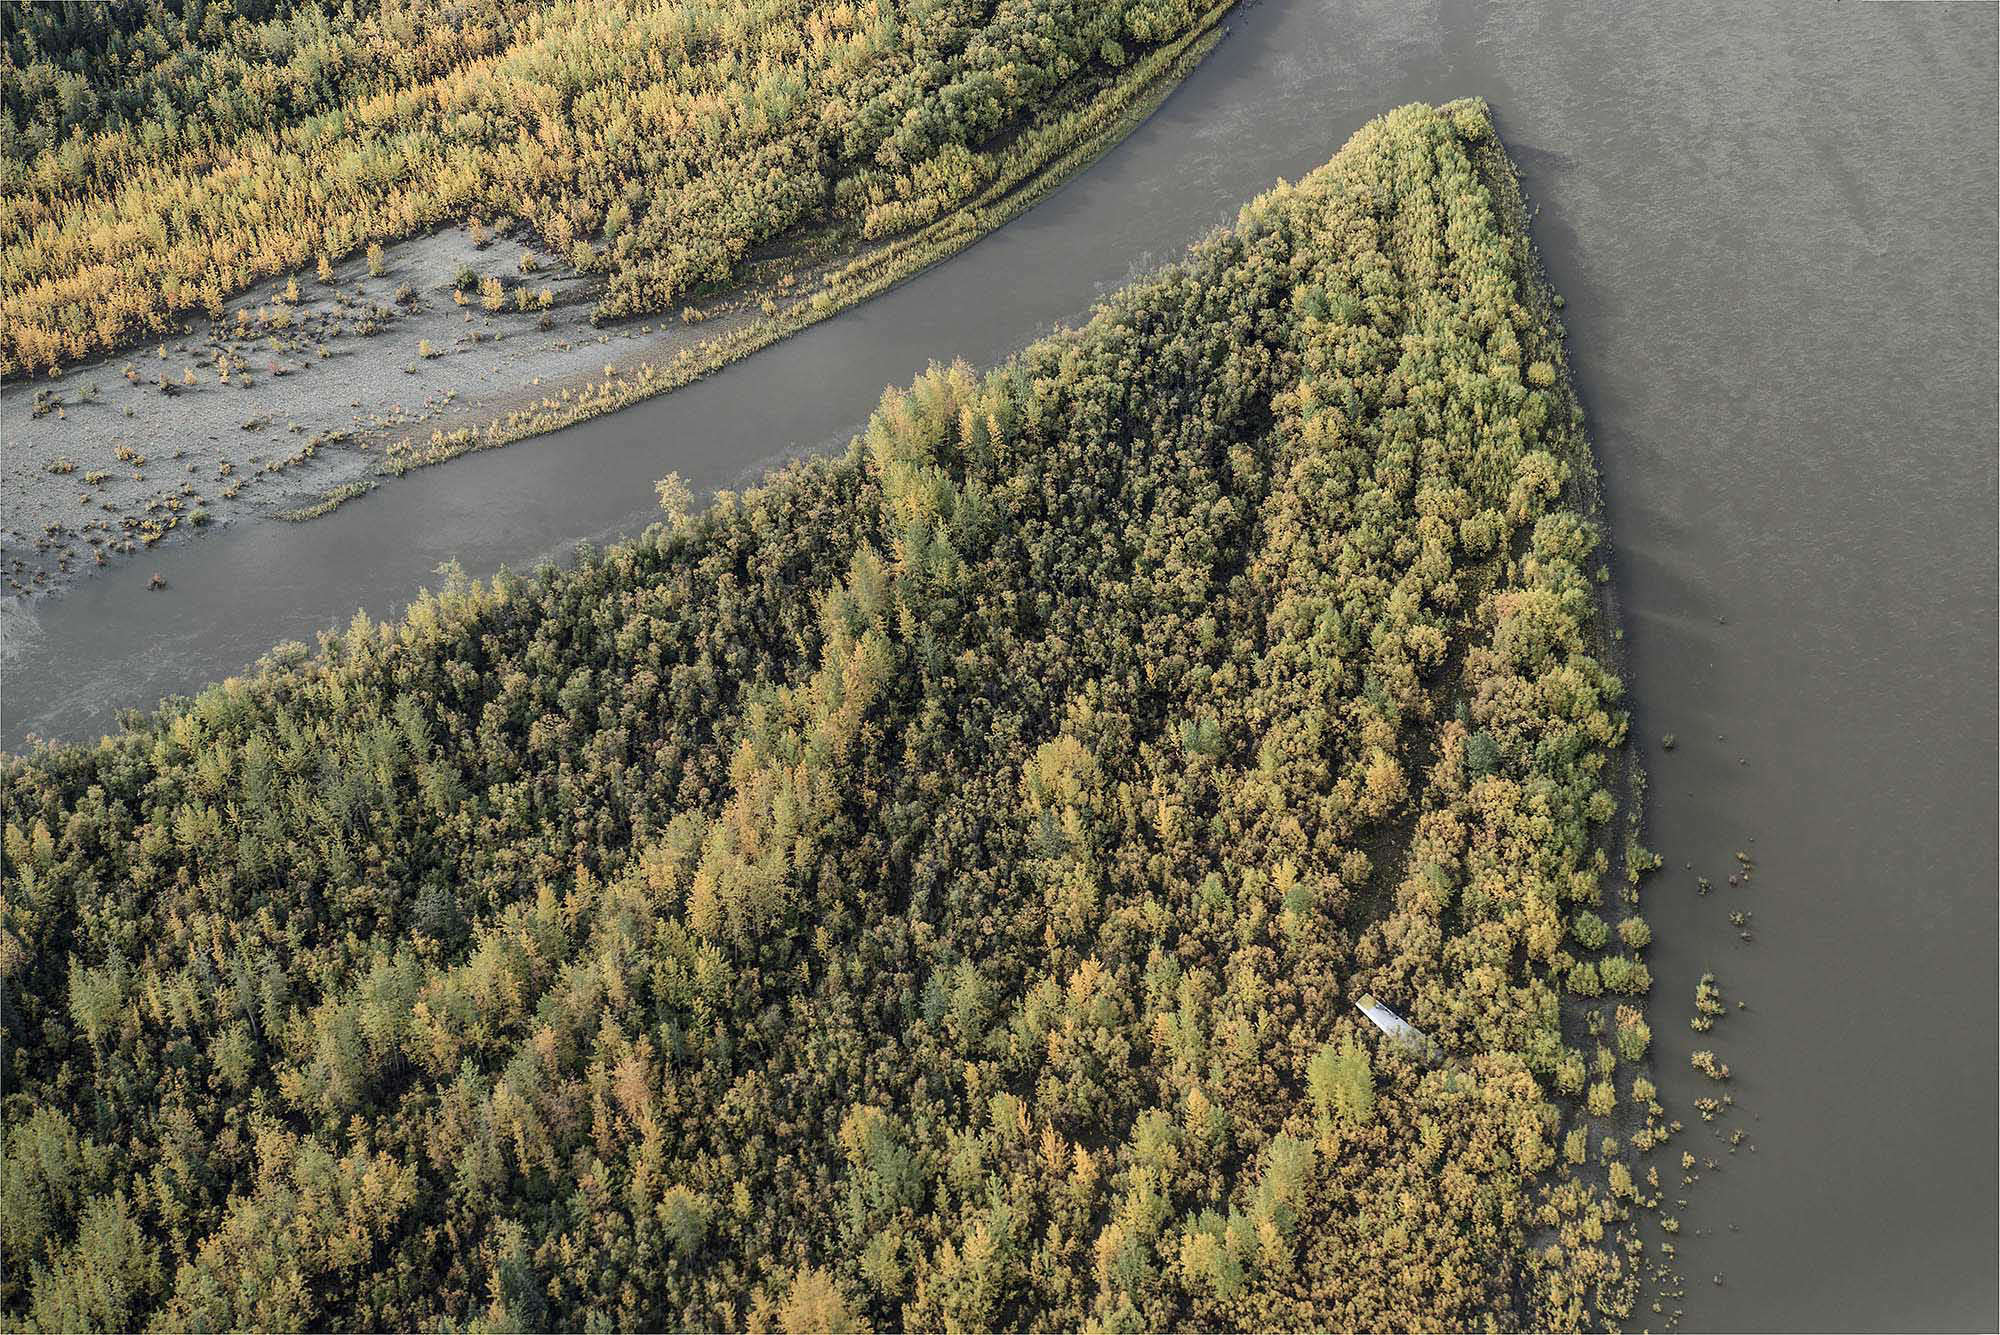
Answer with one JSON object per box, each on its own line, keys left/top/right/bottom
{"left": 1, "top": 0, "right": 1232, "bottom": 377}
{"left": 1, "top": 101, "right": 1666, "bottom": 1331}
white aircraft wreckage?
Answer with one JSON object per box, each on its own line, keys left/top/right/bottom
{"left": 1355, "top": 993, "right": 1442, "bottom": 1066}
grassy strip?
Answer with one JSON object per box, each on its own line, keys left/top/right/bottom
{"left": 274, "top": 479, "right": 376, "bottom": 522}
{"left": 377, "top": 2, "right": 1233, "bottom": 480}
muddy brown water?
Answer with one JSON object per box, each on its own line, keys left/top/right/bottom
{"left": 3, "top": 3, "right": 1994, "bottom": 1328}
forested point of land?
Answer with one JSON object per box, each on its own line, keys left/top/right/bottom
{"left": 2, "top": 0, "right": 1231, "bottom": 377}
{"left": 1, "top": 101, "right": 1665, "bottom": 1331}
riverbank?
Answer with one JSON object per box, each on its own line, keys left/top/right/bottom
{"left": 0, "top": 1, "right": 1231, "bottom": 605}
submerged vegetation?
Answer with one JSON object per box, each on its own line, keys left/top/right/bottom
{"left": 2, "top": 0, "right": 1235, "bottom": 377}
{"left": 0, "top": 102, "right": 1666, "bottom": 1330}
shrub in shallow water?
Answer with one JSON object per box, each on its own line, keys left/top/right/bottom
{"left": 1598, "top": 955, "right": 1652, "bottom": 995}
{"left": 1614, "top": 1006, "right": 1651, "bottom": 1063}
{"left": 1571, "top": 911, "right": 1609, "bottom": 951}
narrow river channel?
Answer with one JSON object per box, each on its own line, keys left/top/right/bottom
{"left": 4, "top": 3, "right": 1994, "bottom": 1327}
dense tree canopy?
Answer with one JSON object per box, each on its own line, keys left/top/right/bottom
{"left": 1, "top": 101, "right": 1660, "bottom": 1331}
{"left": 1, "top": 0, "right": 1230, "bottom": 376}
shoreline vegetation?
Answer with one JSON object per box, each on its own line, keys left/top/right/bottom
{"left": 2, "top": 101, "right": 1680, "bottom": 1331}
{"left": 3, "top": 0, "right": 1237, "bottom": 380}
{"left": 272, "top": 479, "right": 377, "bottom": 523}
{"left": 378, "top": 1, "right": 1233, "bottom": 480}
{"left": 2, "top": 0, "right": 1238, "bottom": 592}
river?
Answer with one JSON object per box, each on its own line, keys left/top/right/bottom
{"left": 3, "top": 2, "right": 1995, "bottom": 1328}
